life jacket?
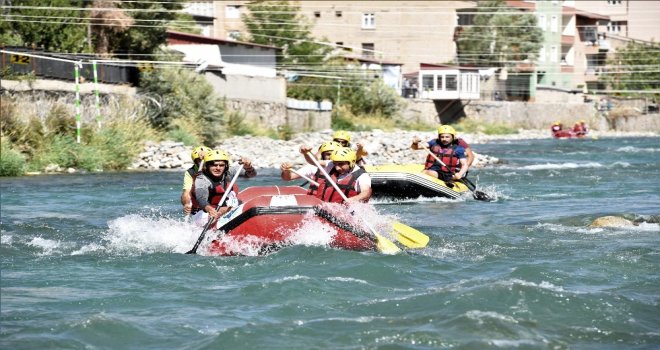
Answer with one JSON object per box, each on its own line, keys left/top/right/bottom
{"left": 186, "top": 166, "right": 198, "bottom": 178}
{"left": 315, "top": 167, "right": 367, "bottom": 203}
{"left": 425, "top": 143, "right": 461, "bottom": 175}
{"left": 191, "top": 173, "right": 240, "bottom": 210}
{"left": 187, "top": 166, "right": 201, "bottom": 213}
{"left": 306, "top": 168, "right": 323, "bottom": 196}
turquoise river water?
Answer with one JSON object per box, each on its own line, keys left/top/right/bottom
{"left": 1, "top": 136, "right": 659, "bottom": 349}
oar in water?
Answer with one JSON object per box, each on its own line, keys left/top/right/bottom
{"left": 424, "top": 149, "right": 493, "bottom": 201}
{"left": 186, "top": 166, "right": 242, "bottom": 255}
{"left": 305, "top": 152, "right": 401, "bottom": 254}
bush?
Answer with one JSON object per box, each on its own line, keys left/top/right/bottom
{"left": 139, "top": 67, "right": 228, "bottom": 145}
{"left": 0, "top": 137, "right": 25, "bottom": 176}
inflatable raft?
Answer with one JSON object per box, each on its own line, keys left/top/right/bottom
{"left": 365, "top": 164, "right": 470, "bottom": 200}
{"left": 206, "top": 186, "right": 377, "bottom": 256}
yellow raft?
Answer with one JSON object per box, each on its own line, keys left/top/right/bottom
{"left": 364, "top": 164, "right": 470, "bottom": 200}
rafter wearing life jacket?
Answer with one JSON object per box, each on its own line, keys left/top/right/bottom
{"left": 314, "top": 167, "right": 366, "bottom": 203}
{"left": 191, "top": 173, "right": 239, "bottom": 210}
{"left": 425, "top": 143, "right": 461, "bottom": 176}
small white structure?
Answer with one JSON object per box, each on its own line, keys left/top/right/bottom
{"left": 418, "top": 63, "right": 480, "bottom": 100}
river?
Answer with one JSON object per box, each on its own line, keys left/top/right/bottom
{"left": 1, "top": 136, "right": 659, "bottom": 349}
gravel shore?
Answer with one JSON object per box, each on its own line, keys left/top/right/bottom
{"left": 130, "top": 129, "right": 658, "bottom": 171}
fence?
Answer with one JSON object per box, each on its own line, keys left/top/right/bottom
{"left": 1, "top": 46, "right": 139, "bottom": 85}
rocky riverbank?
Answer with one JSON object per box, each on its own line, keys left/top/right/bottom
{"left": 128, "top": 129, "right": 657, "bottom": 171}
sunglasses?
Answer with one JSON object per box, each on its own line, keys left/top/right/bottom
{"left": 333, "top": 139, "right": 349, "bottom": 146}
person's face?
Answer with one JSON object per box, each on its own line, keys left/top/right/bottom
{"left": 333, "top": 161, "right": 351, "bottom": 174}
{"left": 321, "top": 151, "right": 333, "bottom": 160}
{"left": 439, "top": 134, "right": 453, "bottom": 145}
{"left": 333, "top": 138, "right": 349, "bottom": 147}
{"left": 208, "top": 161, "right": 227, "bottom": 177}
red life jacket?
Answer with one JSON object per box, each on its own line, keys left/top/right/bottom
{"left": 424, "top": 143, "right": 461, "bottom": 174}
{"left": 191, "top": 173, "right": 240, "bottom": 210}
{"left": 315, "top": 167, "right": 367, "bottom": 203}
{"left": 306, "top": 168, "right": 323, "bottom": 196}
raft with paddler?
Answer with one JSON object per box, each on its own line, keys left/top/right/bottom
{"left": 182, "top": 126, "right": 491, "bottom": 256}
{"left": 184, "top": 145, "right": 426, "bottom": 256}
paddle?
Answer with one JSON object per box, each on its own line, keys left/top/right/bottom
{"left": 305, "top": 151, "right": 400, "bottom": 254}
{"left": 186, "top": 165, "right": 243, "bottom": 255}
{"left": 424, "top": 149, "right": 493, "bottom": 201}
{"left": 286, "top": 167, "right": 320, "bottom": 187}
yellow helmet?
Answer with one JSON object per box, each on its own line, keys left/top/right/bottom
{"left": 204, "top": 149, "right": 230, "bottom": 163}
{"left": 553, "top": 121, "right": 561, "bottom": 126}
{"left": 318, "top": 141, "right": 342, "bottom": 154}
{"left": 330, "top": 147, "right": 357, "bottom": 167}
{"left": 437, "top": 125, "right": 456, "bottom": 137}
{"left": 191, "top": 146, "right": 211, "bottom": 161}
{"left": 332, "top": 130, "right": 351, "bottom": 143}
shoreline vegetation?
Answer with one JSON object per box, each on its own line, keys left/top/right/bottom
{"left": 4, "top": 129, "right": 657, "bottom": 177}
{"left": 2, "top": 70, "right": 657, "bottom": 177}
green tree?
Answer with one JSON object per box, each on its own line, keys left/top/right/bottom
{"left": 457, "top": 0, "right": 542, "bottom": 67}
{"left": 106, "top": 0, "right": 184, "bottom": 59}
{"left": 0, "top": 0, "right": 89, "bottom": 52}
{"left": 242, "top": 0, "right": 332, "bottom": 66}
{"left": 602, "top": 40, "right": 660, "bottom": 99}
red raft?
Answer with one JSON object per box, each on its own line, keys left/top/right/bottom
{"left": 206, "top": 186, "right": 377, "bottom": 256}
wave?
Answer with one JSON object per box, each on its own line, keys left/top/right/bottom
{"left": 616, "top": 146, "right": 660, "bottom": 153}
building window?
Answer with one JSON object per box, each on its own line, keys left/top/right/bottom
{"left": 607, "top": 0, "right": 622, "bottom": 4}
{"left": 422, "top": 75, "right": 434, "bottom": 91}
{"left": 538, "top": 14, "right": 546, "bottom": 31}
{"left": 436, "top": 75, "right": 444, "bottom": 90}
{"left": 228, "top": 31, "right": 241, "bottom": 40}
{"left": 226, "top": 5, "right": 241, "bottom": 19}
{"left": 362, "top": 13, "right": 375, "bottom": 29}
{"left": 335, "top": 11, "right": 342, "bottom": 17}
{"left": 539, "top": 46, "right": 546, "bottom": 62}
{"left": 446, "top": 75, "right": 457, "bottom": 91}
{"left": 607, "top": 21, "right": 625, "bottom": 33}
{"left": 362, "top": 43, "right": 375, "bottom": 58}
{"left": 550, "top": 15, "right": 558, "bottom": 33}
{"left": 314, "top": 11, "right": 321, "bottom": 18}
{"left": 550, "top": 45, "right": 558, "bottom": 62}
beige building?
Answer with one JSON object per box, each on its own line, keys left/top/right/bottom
{"left": 202, "top": 1, "right": 475, "bottom": 74}
{"left": 574, "top": 0, "right": 660, "bottom": 43}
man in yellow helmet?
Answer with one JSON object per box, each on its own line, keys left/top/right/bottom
{"left": 280, "top": 141, "right": 342, "bottom": 196}
{"left": 300, "top": 145, "right": 372, "bottom": 203}
{"left": 191, "top": 149, "right": 256, "bottom": 223}
{"left": 314, "top": 130, "right": 368, "bottom": 166}
{"left": 181, "top": 145, "right": 211, "bottom": 215}
{"left": 411, "top": 125, "right": 468, "bottom": 182}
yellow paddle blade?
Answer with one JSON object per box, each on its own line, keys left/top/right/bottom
{"left": 392, "top": 221, "right": 430, "bottom": 248}
{"left": 374, "top": 233, "right": 401, "bottom": 254}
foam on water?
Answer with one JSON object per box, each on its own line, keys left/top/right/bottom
{"left": 104, "top": 214, "right": 197, "bottom": 255}
{"left": 616, "top": 146, "right": 660, "bottom": 153}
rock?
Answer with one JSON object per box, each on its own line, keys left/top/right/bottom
{"left": 45, "top": 163, "right": 62, "bottom": 173}
{"left": 589, "top": 216, "right": 635, "bottom": 228}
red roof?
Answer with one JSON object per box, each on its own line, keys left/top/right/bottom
{"left": 420, "top": 63, "right": 479, "bottom": 71}
{"left": 343, "top": 56, "right": 402, "bottom": 66}
{"left": 166, "top": 31, "right": 281, "bottom": 51}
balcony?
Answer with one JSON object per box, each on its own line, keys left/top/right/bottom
{"left": 561, "top": 35, "right": 575, "bottom": 45}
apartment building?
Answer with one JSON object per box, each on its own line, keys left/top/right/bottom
{"left": 207, "top": 1, "right": 475, "bottom": 74}
{"left": 574, "top": 0, "right": 660, "bottom": 43}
